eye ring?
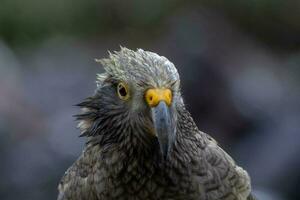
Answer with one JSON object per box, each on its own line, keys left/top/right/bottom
{"left": 117, "top": 82, "right": 130, "bottom": 100}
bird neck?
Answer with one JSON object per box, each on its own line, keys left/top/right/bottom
{"left": 102, "top": 122, "right": 161, "bottom": 159}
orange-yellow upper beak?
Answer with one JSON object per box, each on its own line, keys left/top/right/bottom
{"left": 145, "top": 88, "right": 172, "bottom": 107}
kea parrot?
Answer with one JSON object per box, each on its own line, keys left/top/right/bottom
{"left": 57, "top": 47, "right": 256, "bottom": 200}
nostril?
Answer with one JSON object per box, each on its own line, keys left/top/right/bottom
{"left": 149, "top": 96, "right": 153, "bottom": 101}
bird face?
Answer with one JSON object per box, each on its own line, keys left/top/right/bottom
{"left": 79, "top": 47, "right": 181, "bottom": 159}
{"left": 110, "top": 79, "right": 178, "bottom": 159}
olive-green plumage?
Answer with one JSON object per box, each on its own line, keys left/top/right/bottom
{"left": 57, "top": 47, "right": 255, "bottom": 200}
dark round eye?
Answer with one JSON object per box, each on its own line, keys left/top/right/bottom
{"left": 117, "top": 82, "right": 129, "bottom": 100}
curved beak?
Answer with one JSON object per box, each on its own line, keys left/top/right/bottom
{"left": 145, "top": 88, "right": 176, "bottom": 159}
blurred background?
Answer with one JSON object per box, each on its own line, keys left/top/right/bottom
{"left": 0, "top": 0, "right": 300, "bottom": 199}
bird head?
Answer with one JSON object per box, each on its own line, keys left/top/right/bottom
{"left": 77, "top": 47, "right": 182, "bottom": 160}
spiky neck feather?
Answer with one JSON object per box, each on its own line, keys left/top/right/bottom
{"left": 76, "top": 90, "right": 202, "bottom": 161}
{"left": 75, "top": 88, "right": 162, "bottom": 163}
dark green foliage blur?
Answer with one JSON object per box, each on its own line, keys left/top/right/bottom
{"left": 1, "top": 0, "right": 300, "bottom": 49}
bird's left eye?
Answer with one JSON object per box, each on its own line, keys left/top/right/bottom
{"left": 117, "top": 82, "right": 130, "bottom": 100}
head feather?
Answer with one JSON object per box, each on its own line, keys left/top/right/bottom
{"left": 95, "top": 47, "right": 180, "bottom": 89}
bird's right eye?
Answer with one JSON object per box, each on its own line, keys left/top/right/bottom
{"left": 117, "top": 82, "right": 130, "bottom": 100}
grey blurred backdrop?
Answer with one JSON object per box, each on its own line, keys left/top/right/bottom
{"left": 0, "top": 1, "right": 300, "bottom": 200}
